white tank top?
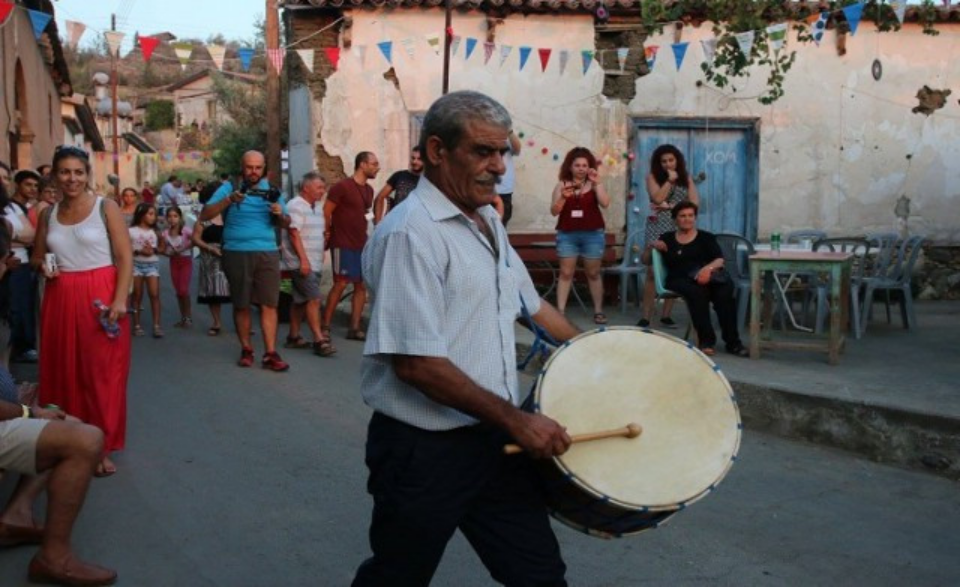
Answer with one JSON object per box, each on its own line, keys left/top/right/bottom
{"left": 46, "top": 197, "right": 115, "bottom": 272}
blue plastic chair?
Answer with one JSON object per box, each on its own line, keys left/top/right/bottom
{"left": 715, "top": 233, "right": 755, "bottom": 331}
{"left": 651, "top": 249, "right": 692, "bottom": 341}
{"left": 812, "top": 237, "right": 871, "bottom": 339}
{"left": 603, "top": 230, "right": 646, "bottom": 314}
{"left": 861, "top": 235, "right": 924, "bottom": 336}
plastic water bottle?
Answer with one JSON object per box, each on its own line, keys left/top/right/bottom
{"left": 771, "top": 232, "right": 781, "bottom": 256}
{"left": 93, "top": 299, "right": 120, "bottom": 339}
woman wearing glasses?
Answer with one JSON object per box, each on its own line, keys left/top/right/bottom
{"left": 31, "top": 146, "right": 133, "bottom": 477}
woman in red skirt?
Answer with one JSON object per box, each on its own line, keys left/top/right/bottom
{"left": 31, "top": 146, "right": 133, "bottom": 477}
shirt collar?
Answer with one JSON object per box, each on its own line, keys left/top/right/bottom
{"left": 415, "top": 175, "right": 499, "bottom": 226}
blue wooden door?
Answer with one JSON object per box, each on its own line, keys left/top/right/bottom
{"left": 629, "top": 119, "right": 759, "bottom": 243}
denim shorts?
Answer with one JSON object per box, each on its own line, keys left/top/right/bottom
{"left": 556, "top": 230, "right": 605, "bottom": 260}
{"left": 133, "top": 260, "right": 161, "bottom": 277}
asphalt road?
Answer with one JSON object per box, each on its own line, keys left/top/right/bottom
{"left": 1, "top": 282, "right": 959, "bottom": 586}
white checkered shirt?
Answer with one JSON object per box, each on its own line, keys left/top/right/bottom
{"left": 361, "top": 176, "right": 541, "bottom": 431}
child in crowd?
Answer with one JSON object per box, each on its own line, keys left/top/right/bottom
{"left": 129, "top": 203, "right": 163, "bottom": 338}
{"left": 162, "top": 206, "right": 194, "bottom": 328}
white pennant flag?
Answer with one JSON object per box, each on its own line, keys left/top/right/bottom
{"left": 400, "top": 37, "right": 416, "bottom": 60}
{"left": 499, "top": 45, "right": 512, "bottom": 67}
{"left": 700, "top": 37, "right": 718, "bottom": 63}
{"left": 734, "top": 31, "right": 755, "bottom": 58}
{"left": 207, "top": 45, "right": 226, "bottom": 71}
{"left": 765, "top": 23, "right": 788, "bottom": 53}
{"left": 559, "top": 50, "right": 570, "bottom": 76}
{"left": 104, "top": 31, "right": 125, "bottom": 57}
{"left": 425, "top": 33, "right": 441, "bottom": 56}
{"left": 617, "top": 48, "right": 629, "bottom": 72}
{"left": 296, "top": 49, "right": 315, "bottom": 72}
{"left": 66, "top": 21, "right": 86, "bottom": 49}
{"left": 354, "top": 45, "right": 367, "bottom": 64}
{"left": 890, "top": 1, "right": 906, "bottom": 24}
{"left": 451, "top": 35, "right": 462, "bottom": 56}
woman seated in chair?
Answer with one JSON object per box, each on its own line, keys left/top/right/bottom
{"left": 644, "top": 201, "right": 748, "bottom": 357}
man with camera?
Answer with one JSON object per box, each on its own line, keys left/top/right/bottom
{"left": 201, "top": 151, "right": 292, "bottom": 372}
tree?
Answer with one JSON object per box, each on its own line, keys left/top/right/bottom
{"left": 210, "top": 72, "right": 267, "bottom": 175}
{"left": 145, "top": 100, "right": 176, "bottom": 131}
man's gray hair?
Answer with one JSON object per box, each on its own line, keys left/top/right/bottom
{"left": 418, "top": 91, "right": 512, "bottom": 156}
{"left": 299, "top": 170, "right": 326, "bottom": 191}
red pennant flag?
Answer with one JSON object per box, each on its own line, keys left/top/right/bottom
{"left": 0, "top": 2, "right": 14, "bottom": 24}
{"left": 538, "top": 48, "right": 552, "bottom": 72}
{"left": 139, "top": 36, "right": 160, "bottom": 62}
{"left": 324, "top": 47, "right": 341, "bottom": 70}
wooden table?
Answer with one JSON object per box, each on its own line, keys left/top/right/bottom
{"left": 749, "top": 251, "right": 853, "bottom": 365}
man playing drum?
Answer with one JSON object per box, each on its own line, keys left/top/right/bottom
{"left": 354, "top": 91, "right": 580, "bottom": 586}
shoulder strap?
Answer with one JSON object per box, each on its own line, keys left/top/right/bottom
{"left": 99, "top": 198, "right": 116, "bottom": 264}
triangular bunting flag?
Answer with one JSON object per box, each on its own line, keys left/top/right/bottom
{"left": 377, "top": 41, "right": 393, "bottom": 65}
{"left": 644, "top": 46, "right": 659, "bottom": 70}
{"left": 842, "top": 2, "right": 864, "bottom": 36}
{"left": 207, "top": 44, "right": 226, "bottom": 70}
{"left": 734, "top": 31, "right": 755, "bottom": 58}
{"left": 451, "top": 35, "right": 462, "bottom": 56}
{"left": 617, "top": 48, "right": 629, "bottom": 72}
{"left": 400, "top": 38, "right": 416, "bottom": 60}
{"left": 701, "top": 37, "right": 718, "bottom": 63}
{"left": 811, "top": 12, "right": 829, "bottom": 46}
{"left": 465, "top": 37, "right": 478, "bottom": 61}
{"left": 323, "top": 48, "right": 339, "bottom": 70}
{"left": 297, "top": 49, "right": 315, "bottom": 72}
{"left": 766, "top": 23, "right": 788, "bottom": 52}
{"left": 173, "top": 42, "right": 193, "bottom": 70}
{"left": 559, "top": 50, "right": 569, "bottom": 76}
{"left": 890, "top": 1, "right": 906, "bottom": 24}
{"left": 104, "top": 32, "right": 125, "bottom": 57}
{"left": 0, "top": 3, "right": 13, "bottom": 25}
{"left": 355, "top": 44, "right": 367, "bottom": 65}
{"left": 26, "top": 9, "right": 51, "bottom": 40}
{"left": 65, "top": 20, "right": 86, "bottom": 49}
{"left": 425, "top": 33, "right": 441, "bottom": 56}
{"left": 238, "top": 47, "right": 255, "bottom": 71}
{"left": 267, "top": 48, "right": 285, "bottom": 74}
{"left": 518, "top": 47, "right": 532, "bottom": 71}
{"left": 538, "top": 48, "right": 551, "bottom": 72}
{"left": 581, "top": 50, "right": 595, "bottom": 75}
{"left": 140, "top": 36, "right": 161, "bottom": 63}
{"left": 483, "top": 42, "right": 495, "bottom": 65}
{"left": 499, "top": 45, "right": 512, "bottom": 67}
{"left": 670, "top": 42, "right": 689, "bottom": 71}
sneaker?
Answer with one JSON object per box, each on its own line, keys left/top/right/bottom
{"left": 636, "top": 318, "right": 651, "bottom": 328}
{"left": 262, "top": 351, "right": 290, "bottom": 372}
{"left": 659, "top": 317, "right": 678, "bottom": 329}
{"left": 238, "top": 347, "right": 255, "bottom": 367}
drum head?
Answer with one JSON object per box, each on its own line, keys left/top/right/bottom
{"left": 534, "top": 327, "right": 740, "bottom": 511}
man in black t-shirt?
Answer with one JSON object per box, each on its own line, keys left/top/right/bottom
{"left": 373, "top": 147, "right": 423, "bottom": 224}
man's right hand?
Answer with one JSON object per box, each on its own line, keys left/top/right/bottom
{"left": 228, "top": 191, "right": 245, "bottom": 204}
{"left": 509, "top": 412, "right": 572, "bottom": 459}
{"left": 299, "top": 261, "right": 311, "bottom": 277}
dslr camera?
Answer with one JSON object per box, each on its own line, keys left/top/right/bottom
{"left": 239, "top": 184, "right": 283, "bottom": 203}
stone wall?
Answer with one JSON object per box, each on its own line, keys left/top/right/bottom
{"left": 916, "top": 245, "right": 960, "bottom": 300}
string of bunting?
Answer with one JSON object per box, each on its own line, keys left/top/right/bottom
{"left": 0, "top": 0, "right": 891, "bottom": 76}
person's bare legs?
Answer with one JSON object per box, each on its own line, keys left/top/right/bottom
{"left": 288, "top": 303, "right": 304, "bottom": 341}
{"left": 584, "top": 258, "right": 605, "bottom": 314}
{"left": 641, "top": 266, "right": 675, "bottom": 322}
{"left": 209, "top": 303, "right": 222, "bottom": 330}
{"left": 234, "top": 307, "right": 253, "bottom": 349}
{"left": 147, "top": 276, "right": 161, "bottom": 330}
{"left": 304, "top": 299, "right": 324, "bottom": 341}
{"left": 260, "top": 305, "right": 279, "bottom": 354}
{"left": 350, "top": 283, "right": 367, "bottom": 332}
{"left": 323, "top": 280, "right": 349, "bottom": 332}
{"left": 30, "top": 420, "right": 116, "bottom": 581}
{"left": 177, "top": 295, "right": 192, "bottom": 323}
{"left": 0, "top": 473, "right": 48, "bottom": 528}
{"left": 555, "top": 257, "right": 578, "bottom": 314}
{"left": 131, "top": 277, "right": 145, "bottom": 331}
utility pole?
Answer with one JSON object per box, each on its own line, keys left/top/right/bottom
{"left": 265, "top": 0, "right": 281, "bottom": 186}
{"left": 442, "top": 0, "right": 452, "bottom": 94}
{"left": 111, "top": 13, "right": 120, "bottom": 200}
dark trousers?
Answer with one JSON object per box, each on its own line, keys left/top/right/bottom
{"left": 666, "top": 277, "right": 742, "bottom": 350}
{"left": 500, "top": 194, "right": 513, "bottom": 227}
{"left": 352, "top": 412, "right": 567, "bottom": 587}
{"left": 9, "top": 264, "right": 37, "bottom": 354}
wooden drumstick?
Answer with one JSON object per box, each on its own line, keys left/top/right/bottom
{"left": 503, "top": 423, "right": 643, "bottom": 455}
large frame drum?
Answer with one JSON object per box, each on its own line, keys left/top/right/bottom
{"left": 529, "top": 327, "right": 741, "bottom": 538}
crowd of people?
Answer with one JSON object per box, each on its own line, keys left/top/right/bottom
{"left": 0, "top": 89, "right": 751, "bottom": 586}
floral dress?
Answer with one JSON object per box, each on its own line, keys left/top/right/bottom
{"left": 645, "top": 183, "right": 689, "bottom": 244}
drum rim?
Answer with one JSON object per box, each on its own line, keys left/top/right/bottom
{"left": 532, "top": 326, "right": 742, "bottom": 512}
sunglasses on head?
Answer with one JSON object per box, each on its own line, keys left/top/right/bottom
{"left": 54, "top": 145, "right": 90, "bottom": 160}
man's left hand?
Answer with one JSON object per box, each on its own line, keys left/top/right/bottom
{"left": 33, "top": 406, "right": 66, "bottom": 420}
{"left": 270, "top": 203, "right": 283, "bottom": 216}
{"left": 696, "top": 267, "right": 712, "bottom": 285}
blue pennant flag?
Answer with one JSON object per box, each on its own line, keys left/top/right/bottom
{"left": 377, "top": 41, "right": 393, "bottom": 65}
{"left": 842, "top": 2, "right": 864, "bottom": 36}
{"left": 464, "top": 38, "right": 478, "bottom": 61}
{"left": 518, "top": 46, "right": 532, "bottom": 71}
{"left": 671, "top": 42, "right": 689, "bottom": 71}
{"left": 237, "top": 47, "right": 255, "bottom": 72}
{"left": 27, "top": 9, "right": 52, "bottom": 40}
{"left": 581, "top": 50, "right": 594, "bottom": 75}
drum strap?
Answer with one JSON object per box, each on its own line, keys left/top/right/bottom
{"left": 517, "top": 295, "right": 560, "bottom": 373}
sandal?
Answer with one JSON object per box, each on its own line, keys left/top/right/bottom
{"left": 593, "top": 312, "right": 608, "bottom": 325}
{"left": 95, "top": 458, "right": 117, "bottom": 478}
{"left": 134, "top": 326, "right": 146, "bottom": 337}
{"left": 346, "top": 329, "right": 366, "bottom": 341}
{"left": 152, "top": 326, "right": 164, "bottom": 339}
{"left": 207, "top": 326, "right": 221, "bottom": 336}
{"left": 700, "top": 346, "right": 716, "bottom": 357}
{"left": 284, "top": 335, "right": 312, "bottom": 349}
{"left": 313, "top": 340, "right": 337, "bottom": 357}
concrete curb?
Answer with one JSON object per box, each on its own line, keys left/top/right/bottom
{"left": 516, "top": 342, "right": 960, "bottom": 481}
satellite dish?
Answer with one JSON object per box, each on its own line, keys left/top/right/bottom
{"left": 872, "top": 59, "right": 882, "bottom": 81}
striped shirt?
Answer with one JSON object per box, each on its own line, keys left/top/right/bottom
{"left": 361, "top": 176, "right": 541, "bottom": 431}
{"left": 281, "top": 196, "right": 325, "bottom": 270}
